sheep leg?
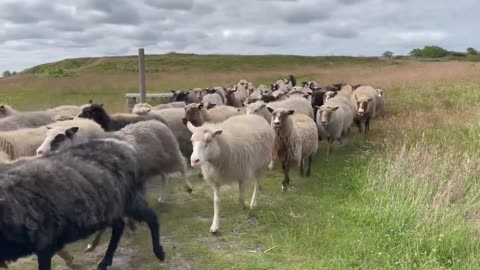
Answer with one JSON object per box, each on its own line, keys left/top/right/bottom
{"left": 306, "top": 155, "right": 313, "bottom": 177}
{"left": 57, "top": 249, "right": 74, "bottom": 266}
{"left": 281, "top": 162, "right": 291, "bottom": 191}
{"left": 365, "top": 117, "right": 370, "bottom": 135}
{"left": 250, "top": 178, "right": 259, "bottom": 209}
{"left": 85, "top": 230, "right": 105, "bottom": 253}
{"left": 182, "top": 163, "right": 193, "bottom": 193}
{"left": 157, "top": 174, "right": 167, "bottom": 203}
{"left": 131, "top": 206, "right": 165, "bottom": 261}
{"left": 239, "top": 181, "right": 247, "bottom": 209}
{"left": 300, "top": 158, "right": 305, "bottom": 177}
{"left": 355, "top": 119, "right": 362, "bottom": 133}
{"left": 97, "top": 219, "right": 125, "bottom": 270}
{"left": 210, "top": 185, "right": 221, "bottom": 233}
{"left": 37, "top": 250, "right": 54, "bottom": 270}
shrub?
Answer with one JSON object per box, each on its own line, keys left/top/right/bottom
{"left": 467, "top": 48, "right": 478, "bottom": 55}
{"left": 410, "top": 46, "right": 449, "bottom": 58}
{"left": 383, "top": 51, "right": 394, "bottom": 58}
{"left": 2, "top": 70, "right": 11, "bottom": 77}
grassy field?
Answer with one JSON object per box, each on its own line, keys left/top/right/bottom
{"left": 3, "top": 55, "right": 480, "bottom": 269}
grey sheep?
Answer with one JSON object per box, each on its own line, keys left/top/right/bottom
{"left": 0, "top": 138, "right": 165, "bottom": 270}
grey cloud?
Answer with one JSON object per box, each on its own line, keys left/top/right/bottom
{"left": 144, "top": 0, "right": 194, "bottom": 10}
{"left": 1, "top": 0, "right": 480, "bottom": 73}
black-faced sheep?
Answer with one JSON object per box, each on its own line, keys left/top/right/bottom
{"left": 0, "top": 138, "right": 165, "bottom": 270}
{"left": 170, "top": 90, "right": 201, "bottom": 104}
{"left": 186, "top": 114, "right": 274, "bottom": 233}
{"left": 78, "top": 104, "right": 165, "bottom": 131}
{"left": 267, "top": 108, "right": 318, "bottom": 191}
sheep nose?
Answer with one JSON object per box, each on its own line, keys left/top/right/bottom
{"left": 321, "top": 121, "right": 327, "bottom": 125}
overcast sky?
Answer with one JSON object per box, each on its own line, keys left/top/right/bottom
{"left": 0, "top": 0, "right": 478, "bottom": 72}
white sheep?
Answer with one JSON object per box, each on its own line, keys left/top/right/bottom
{"left": 225, "top": 87, "right": 244, "bottom": 107}
{"left": 0, "top": 119, "right": 103, "bottom": 163}
{"left": 0, "top": 104, "right": 17, "bottom": 119}
{"left": 375, "top": 88, "right": 385, "bottom": 116}
{"left": 267, "top": 108, "right": 318, "bottom": 191}
{"left": 316, "top": 95, "right": 354, "bottom": 154}
{"left": 245, "top": 101, "right": 271, "bottom": 123}
{"left": 186, "top": 114, "right": 274, "bottom": 233}
{"left": 202, "top": 93, "right": 224, "bottom": 107}
{"left": 154, "top": 101, "right": 186, "bottom": 110}
{"left": 267, "top": 96, "right": 315, "bottom": 119}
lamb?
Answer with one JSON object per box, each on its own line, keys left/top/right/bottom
{"left": 183, "top": 103, "right": 241, "bottom": 127}
{"left": 154, "top": 101, "right": 186, "bottom": 110}
{"left": 78, "top": 103, "right": 165, "bottom": 131}
{"left": 375, "top": 88, "right": 385, "bottom": 116}
{"left": 267, "top": 96, "right": 315, "bottom": 119}
{"left": 186, "top": 114, "right": 274, "bottom": 233}
{"left": 268, "top": 108, "right": 318, "bottom": 191}
{"left": 245, "top": 101, "right": 271, "bottom": 123}
{"left": 0, "top": 118, "right": 102, "bottom": 163}
{"left": 0, "top": 138, "right": 165, "bottom": 270}
{"left": 352, "top": 86, "right": 377, "bottom": 135}
{"left": 316, "top": 96, "right": 354, "bottom": 154}
{"left": 0, "top": 104, "right": 17, "bottom": 119}
{"left": 0, "top": 111, "right": 56, "bottom": 131}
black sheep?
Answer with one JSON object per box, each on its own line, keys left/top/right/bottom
{"left": 78, "top": 103, "right": 165, "bottom": 131}
{"left": 0, "top": 139, "right": 164, "bottom": 270}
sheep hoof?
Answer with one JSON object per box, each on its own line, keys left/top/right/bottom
{"left": 282, "top": 185, "right": 287, "bottom": 191}
{"left": 210, "top": 228, "right": 220, "bottom": 234}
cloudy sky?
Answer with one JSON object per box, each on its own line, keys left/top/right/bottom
{"left": 0, "top": 0, "right": 478, "bottom": 72}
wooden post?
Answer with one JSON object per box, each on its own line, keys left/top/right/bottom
{"left": 138, "top": 48, "right": 146, "bottom": 103}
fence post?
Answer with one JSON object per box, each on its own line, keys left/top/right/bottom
{"left": 138, "top": 48, "right": 146, "bottom": 103}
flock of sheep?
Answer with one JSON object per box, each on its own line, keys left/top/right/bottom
{"left": 0, "top": 75, "right": 384, "bottom": 270}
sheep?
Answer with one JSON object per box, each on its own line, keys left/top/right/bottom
{"left": 0, "top": 104, "right": 17, "bottom": 119}
{"left": 301, "top": 81, "right": 320, "bottom": 90}
{"left": 183, "top": 103, "right": 241, "bottom": 127}
{"left": 352, "top": 86, "right": 377, "bottom": 135}
{"left": 186, "top": 114, "right": 274, "bottom": 233}
{"left": 324, "top": 91, "right": 337, "bottom": 102}
{"left": 245, "top": 101, "right": 271, "bottom": 123}
{"left": 47, "top": 104, "right": 90, "bottom": 119}
{"left": 288, "top": 75, "right": 297, "bottom": 87}
{"left": 204, "top": 87, "right": 227, "bottom": 104}
{"left": 202, "top": 92, "right": 224, "bottom": 106}
{"left": 311, "top": 89, "right": 326, "bottom": 121}
{"left": 225, "top": 87, "right": 244, "bottom": 107}
{"left": 0, "top": 138, "right": 165, "bottom": 270}
{"left": 257, "top": 84, "right": 272, "bottom": 95}
{"left": 375, "top": 88, "right": 385, "bottom": 116}
{"left": 0, "top": 119, "right": 102, "bottom": 163}
{"left": 78, "top": 103, "right": 165, "bottom": 131}
{"left": 0, "top": 112, "right": 56, "bottom": 132}
{"left": 170, "top": 90, "right": 201, "bottom": 104}
{"left": 267, "top": 96, "right": 315, "bottom": 119}
{"left": 154, "top": 101, "right": 186, "bottom": 110}
{"left": 267, "top": 108, "right": 318, "bottom": 191}
{"left": 316, "top": 96, "right": 354, "bottom": 154}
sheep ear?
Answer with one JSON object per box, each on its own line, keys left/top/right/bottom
{"left": 186, "top": 121, "right": 197, "bottom": 133}
{"left": 171, "top": 90, "right": 176, "bottom": 94}
{"left": 212, "top": 130, "right": 222, "bottom": 137}
{"left": 197, "top": 103, "right": 204, "bottom": 110}
{"left": 287, "top": 110, "right": 295, "bottom": 115}
{"left": 46, "top": 126, "right": 52, "bottom": 130}
{"left": 368, "top": 98, "right": 373, "bottom": 102}
{"left": 267, "top": 107, "right": 274, "bottom": 113}
{"left": 65, "top": 127, "right": 79, "bottom": 138}
{"left": 182, "top": 118, "right": 188, "bottom": 125}
{"left": 332, "top": 106, "right": 339, "bottom": 111}
{"left": 259, "top": 103, "right": 266, "bottom": 109}
{"left": 88, "top": 99, "right": 93, "bottom": 104}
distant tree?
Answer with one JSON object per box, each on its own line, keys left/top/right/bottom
{"left": 11, "top": 71, "right": 16, "bottom": 76}
{"left": 467, "top": 47, "right": 478, "bottom": 55}
{"left": 410, "top": 46, "right": 448, "bottom": 58}
{"left": 383, "top": 51, "right": 394, "bottom": 58}
{"left": 2, "top": 70, "right": 11, "bottom": 77}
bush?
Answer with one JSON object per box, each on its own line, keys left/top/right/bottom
{"left": 410, "top": 46, "right": 449, "bottom": 58}
{"left": 47, "top": 68, "right": 75, "bottom": 78}
{"left": 383, "top": 51, "right": 394, "bottom": 58}
{"left": 2, "top": 70, "right": 11, "bottom": 77}
{"left": 467, "top": 48, "right": 478, "bottom": 55}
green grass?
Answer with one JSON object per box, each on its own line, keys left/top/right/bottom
{"left": 4, "top": 60, "right": 480, "bottom": 269}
